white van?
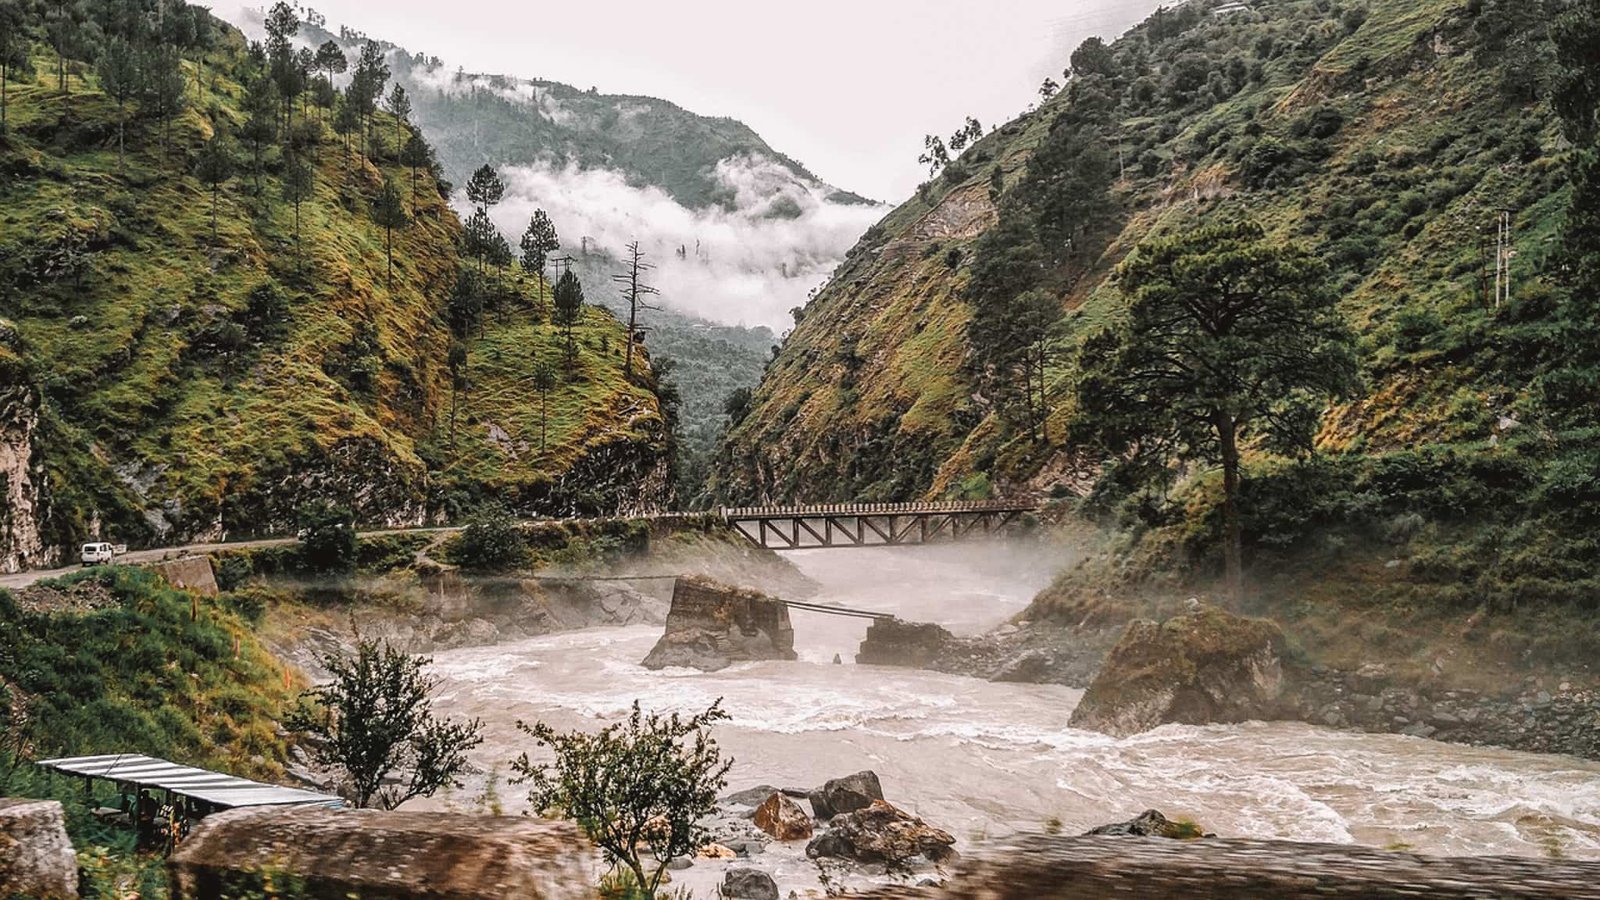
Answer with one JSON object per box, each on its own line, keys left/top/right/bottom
{"left": 80, "top": 542, "right": 117, "bottom": 566}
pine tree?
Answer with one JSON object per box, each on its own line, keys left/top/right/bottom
{"left": 447, "top": 341, "right": 468, "bottom": 447}
{"left": 553, "top": 268, "right": 584, "bottom": 370}
{"left": 333, "top": 93, "right": 360, "bottom": 166}
{"left": 372, "top": 177, "right": 410, "bottom": 290}
{"left": 314, "top": 40, "right": 347, "bottom": 120}
{"left": 141, "top": 44, "right": 188, "bottom": 162}
{"left": 282, "top": 153, "right": 315, "bottom": 271}
{"left": 531, "top": 357, "right": 557, "bottom": 451}
{"left": 519, "top": 209, "right": 560, "bottom": 300}
{"left": 465, "top": 164, "right": 505, "bottom": 210}
{"left": 195, "top": 133, "right": 236, "bottom": 247}
{"left": 1, "top": 0, "right": 35, "bottom": 131}
{"left": 350, "top": 40, "right": 388, "bottom": 158}
{"left": 96, "top": 36, "right": 138, "bottom": 173}
{"left": 400, "top": 132, "right": 431, "bottom": 203}
{"left": 242, "top": 74, "right": 280, "bottom": 193}
{"left": 386, "top": 83, "right": 411, "bottom": 159}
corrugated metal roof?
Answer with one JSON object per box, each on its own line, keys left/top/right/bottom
{"left": 36, "top": 753, "right": 342, "bottom": 809}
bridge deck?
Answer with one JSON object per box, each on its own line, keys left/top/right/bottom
{"left": 721, "top": 501, "right": 1037, "bottom": 550}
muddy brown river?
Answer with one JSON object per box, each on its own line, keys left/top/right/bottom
{"left": 424, "top": 544, "right": 1600, "bottom": 892}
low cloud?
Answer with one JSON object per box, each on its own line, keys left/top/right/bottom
{"left": 483, "top": 156, "right": 887, "bottom": 331}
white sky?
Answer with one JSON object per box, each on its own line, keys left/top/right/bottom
{"left": 208, "top": 0, "right": 1162, "bottom": 203}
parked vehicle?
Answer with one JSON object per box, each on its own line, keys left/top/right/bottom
{"left": 80, "top": 542, "right": 118, "bottom": 566}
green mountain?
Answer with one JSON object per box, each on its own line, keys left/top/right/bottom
{"left": 0, "top": 2, "right": 666, "bottom": 570}
{"left": 711, "top": 0, "right": 1598, "bottom": 610}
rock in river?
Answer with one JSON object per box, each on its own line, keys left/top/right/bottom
{"left": 809, "top": 770, "right": 885, "bottom": 820}
{"left": 722, "top": 867, "right": 780, "bottom": 900}
{"left": 1068, "top": 606, "right": 1285, "bottom": 738}
{"left": 806, "top": 800, "right": 957, "bottom": 866}
{"left": 753, "top": 792, "right": 813, "bottom": 842}
{"left": 1085, "top": 809, "right": 1205, "bottom": 839}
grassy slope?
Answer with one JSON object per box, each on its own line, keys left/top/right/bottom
{"left": 1, "top": 21, "right": 663, "bottom": 550}
{"left": 712, "top": 0, "right": 1562, "bottom": 501}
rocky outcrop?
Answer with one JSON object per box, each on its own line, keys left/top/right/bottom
{"left": 753, "top": 792, "right": 813, "bottom": 842}
{"left": 808, "top": 770, "right": 884, "bottom": 820}
{"left": 151, "top": 556, "right": 220, "bottom": 597}
{"left": 856, "top": 618, "right": 958, "bottom": 668}
{"left": 0, "top": 332, "right": 56, "bottom": 574}
{"left": 806, "top": 800, "right": 957, "bottom": 866}
{"left": 1084, "top": 810, "right": 1204, "bottom": 839}
{"left": 641, "top": 577, "right": 797, "bottom": 671}
{"left": 860, "top": 835, "right": 1600, "bottom": 899}
{"left": 1068, "top": 607, "right": 1285, "bottom": 738}
{"left": 722, "top": 867, "right": 780, "bottom": 900}
{"left": 167, "top": 806, "right": 592, "bottom": 899}
{"left": 0, "top": 799, "right": 78, "bottom": 899}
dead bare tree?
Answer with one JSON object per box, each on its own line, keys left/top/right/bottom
{"left": 612, "top": 241, "right": 660, "bottom": 380}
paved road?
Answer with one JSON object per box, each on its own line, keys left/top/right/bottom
{"left": 0, "top": 527, "right": 462, "bottom": 592}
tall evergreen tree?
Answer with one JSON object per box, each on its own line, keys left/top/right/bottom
{"left": 141, "top": 44, "right": 188, "bottom": 161}
{"left": 0, "top": 0, "right": 33, "bottom": 131}
{"left": 399, "top": 132, "right": 431, "bottom": 203}
{"left": 282, "top": 152, "right": 315, "bottom": 271}
{"left": 47, "top": 0, "right": 84, "bottom": 95}
{"left": 372, "top": 176, "right": 410, "bottom": 289}
{"left": 194, "top": 132, "right": 236, "bottom": 246}
{"left": 553, "top": 268, "right": 584, "bottom": 370}
{"left": 96, "top": 35, "right": 137, "bottom": 172}
{"left": 350, "top": 39, "right": 388, "bottom": 157}
{"left": 242, "top": 73, "right": 280, "bottom": 193}
{"left": 519, "top": 209, "right": 560, "bottom": 299}
{"left": 385, "top": 83, "right": 410, "bottom": 158}
{"left": 314, "top": 39, "right": 346, "bottom": 119}
{"left": 531, "top": 357, "right": 556, "bottom": 451}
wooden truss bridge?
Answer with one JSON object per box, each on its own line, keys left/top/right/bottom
{"left": 719, "top": 501, "right": 1037, "bottom": 551}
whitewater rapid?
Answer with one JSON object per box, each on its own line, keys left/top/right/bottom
{"left": 424, "top": 544, "right": 1600, "bottom": 891}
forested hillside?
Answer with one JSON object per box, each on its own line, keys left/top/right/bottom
{"left": 0, "top": 0, "right": 666, "bottom": 569}
{"left": 713, "top": 0, "right": 1600, "bottom": 611}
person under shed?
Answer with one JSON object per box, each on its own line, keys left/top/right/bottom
{"left": 35, "top": 753, "right": 342, "bottom": 853}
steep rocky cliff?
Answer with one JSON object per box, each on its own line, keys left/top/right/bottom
{"left": 0, "top": 328, "right": 53, "bottom": 572}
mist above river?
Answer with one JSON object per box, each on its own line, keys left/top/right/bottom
{"left": 424, "top": 543, "right": 1600, "bottom": 891}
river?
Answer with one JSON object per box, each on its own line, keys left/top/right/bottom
{"left": 425, "top": 543, "right": 1600, "bottom": 892}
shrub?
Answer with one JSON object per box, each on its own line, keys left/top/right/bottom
{"left": 296, "top": 501, "right": 357, "bottom": 575}
{"left": 453, "top": 506, "right": 528, "bottom": 572}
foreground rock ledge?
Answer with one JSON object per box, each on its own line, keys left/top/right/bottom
{"left": 168, "top": 807, "right": 592, "bottom": 899}
{"left": 0, "top": 798, "right": 78, "bottom": 900}
{"left": 862, "top": 835, "right": 1600, "bottom": 899}
{"left": 1069, "top": 606, "right": 1284, "bottom": 737}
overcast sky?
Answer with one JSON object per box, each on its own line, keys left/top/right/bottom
{"left": 208, "top": 0, "right": 1160, "bottom": 202}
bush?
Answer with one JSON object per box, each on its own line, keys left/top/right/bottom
{"left": 296, "top": 501, "right": 357, "bottom": 575}
{"left": 453, "top": 506, "right": 528, "bottom": 572}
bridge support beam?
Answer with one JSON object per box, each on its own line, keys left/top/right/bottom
{"left": 723, "top": 502, "right": 1033, "bottom": 551}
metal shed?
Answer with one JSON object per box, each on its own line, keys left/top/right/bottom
{"left": 36, "top": 753, "right": 342, "bottom": 852}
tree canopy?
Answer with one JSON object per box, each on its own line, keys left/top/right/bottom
{"left": 1070, "top": 220, "right": 1357, "bottom": 600}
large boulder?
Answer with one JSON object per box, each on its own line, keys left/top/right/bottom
{"left": 856, "top": 618, "right": 957, "bottom": 668}
{"left": 641, "top": 578, "right": 797, "bottom": 672}
{"left": 722, "top": 867, "right": 780, "bottom": 900}
{"left": 0, "top": 798, "right": 78, "bottom": 900}
{"left": 753, "top": 792, "right": 813, "bottom": 842}
{"left": 806, "top": 800, "right": 957, "bottom": 866}
{"left": 808, "top": 770, "right": 884, "bottom": 820}
{"left": 168, "top": 806, "right": 593, "bottom": 899}
{"left": 1068, "top": 606, "right": 1285, "bottom": 738}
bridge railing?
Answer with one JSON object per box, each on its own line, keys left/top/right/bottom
{"left": 720, "top": 500, "right": 1037, "bottom": 519}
